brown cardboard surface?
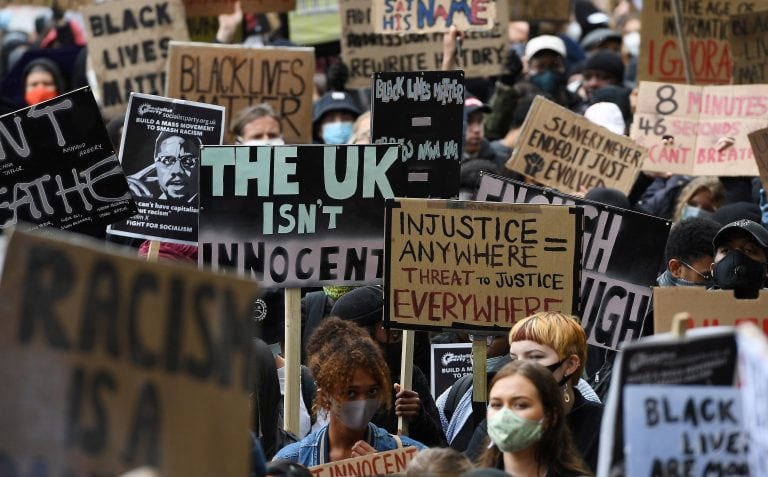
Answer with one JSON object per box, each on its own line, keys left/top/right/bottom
{"left": 654, "top": 287, "right": 768, "bottom": 334}
{"left": 507, "top": 0, "right": 569, "bottom": 21}
{"left": 371, "top": 0, "right": 496, "bottom": 33}
{"left": 728, "top": 9, "right": 768, "bottom": 84}
{"left": 309, "top": 447, "right": 419, "bottom": 476}
{"left": 183, "top": 0, "right": 296, "bottom": 16}
{"left": 748, "top": 127, "right": 768, "bottom": 192}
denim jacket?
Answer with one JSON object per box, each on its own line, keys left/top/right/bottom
{"left": 272, "top": 422, "right": 427, "bottom": 467}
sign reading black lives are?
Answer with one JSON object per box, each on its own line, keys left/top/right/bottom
{"left": 199, "top": 144, "right": 408, "bottom": 287}
{"left": 372, "top": 71, "right": 463, "bottom": 199}
{"left": 475, "top": 174, "right": 671, "bottom": 350}
{"left": 0, "top": 87, "right": 136, "bottom": 232}
{"left": 108, "top": 93, "right": 225, "bottom": 244}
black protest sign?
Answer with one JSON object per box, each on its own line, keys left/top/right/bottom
{"left": 82, "top": 0, "right": 189, "bottom": 120}
{"left": 0, "top": 228, "right": 258, "bottom": 476}
{"left": 431, "top": 343, "right": 472, "bottom": 398}
{"left": 384, "top": 198, "right": 582, "bottom": 332}
{"left": 107, "top": 93, "right": 225, "bottom": 245}
{"left": 199, "top": 144, "right": 408, "bottom": 287}
{"left": 0, "top": 87, "right": 137, "bottom": 232}
{"left": 597, "top": 327, "right": 738, "bottom": 477}
{"left": 475, "top": 174, "right": 671, "bottom": 350}
{"left": 371, "top": 71, "right": 463, "bottom": 199}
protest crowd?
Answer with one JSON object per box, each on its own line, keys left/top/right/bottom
{"left": 1, "top": 0, "right": 768, "bottom": 476}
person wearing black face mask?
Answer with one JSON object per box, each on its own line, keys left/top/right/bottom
{"left": 710, "top": 219, "right": 768, "bottom": 299}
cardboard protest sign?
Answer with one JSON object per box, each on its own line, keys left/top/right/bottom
{"left": 371, "top": 0, "right": 496, "bottom": 33}
{"left": 341, "top": 0, "right": 506, "bottom": 89}
{"left": 737, "top": 324, "right": 768, "bottom": 476}
{"left": 183, "top": 0, "right": 296, "bottom": 16}
{"left": 107, "top": 93, "right": 225, "bottom": 245}
{"left": 623, "top": 385, "right": 747, "bottom": 477}
{"left": 199, "top": 144, "right": 409, "bottom": 287}
{"left": 654, "top": 287, "right": 768, "bottom": 334}
{"left": 371, "top": 70, "right": 463, "bottom": 199}
{"left": 384, "top": 198, "right": 582, "bottom": 331}
{"left": 308, "top": 447, "right": 419, "bottom": 477}
{"left": 476, "top": 174, "right": 671, "bottom": 350}
{"left": 431, "top": 343, "right": 472, "bottom": 398}
{"left": 631, "top": 81, "right": 768, "bottom": 176}
{"left": 597, "top": 327, "right": 739, "bottom": 477}
{"left": 165, "top": 42, "right": 314, "bottom": 144}
{"left": 729, "top": 9, "right": 768, "bottom": 84}
{"left": 748, "top": 126, "right": 768, "bottom": 192}
{"left": 506, "top": 96, "right": 645, "bottom": 195}
{"left": 0, "top": 228, "right": 258, "bottom": 476}
{"left": 507, "top": 0, "right": 569, "bottom": 21}
{"left": 82, "top": 0, "right": 189, "bottom": 119}
{"left": 0, "top": 87, "right": 137, "bottom": 232}
{"left": 637, "top": 0, "right": 768, "bottom": 84}
{"left": 0, "top": 0, "right": 88, "bottom": 7}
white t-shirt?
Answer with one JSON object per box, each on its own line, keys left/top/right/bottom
{"left": 277, "top": 366, "right": 312, "bottom": 438}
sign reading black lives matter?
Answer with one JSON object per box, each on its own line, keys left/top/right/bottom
{"left": 475, "top": 174, "right": 671, "bottom": 349}
{"left": 108, "top": 93, "right": 225, "bottom": 244}
{"left": 372, "top": 71, "right": 463, "bottom": 199}
{"left": 384, "top": 198, "right": 582, "bottom": 332}
{"left": 199, "top": 144, "right": 408, "bottom": 287}
{"left": 0, "top": 87, "right": 137, "bottom": 232}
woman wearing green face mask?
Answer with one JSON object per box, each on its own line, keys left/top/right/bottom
{"left": 479, "top": 361, "right": 593, "bottom": 477}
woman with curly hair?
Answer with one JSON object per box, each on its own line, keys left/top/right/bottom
{"left": 479, "top": 360, "right": 593, "bottom": 477}
{"left": 273, "top": 317, "right": 426, "bottom": 466}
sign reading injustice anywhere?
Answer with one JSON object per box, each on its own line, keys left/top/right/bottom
{"left": 165, "top": 42, "right": 314, "bottom": 144}
{"left": 0, "top": 87, "right": 136, "bottom": 232}
{"left": 309, "top": 447, "right": 419, "bottom": 477}
{"left": 748, "top": 127, "right": 768, "bottom": 192}
{"left": 384, "top": 198, "right": 582, "bottom": 331}
{"left": 654, "top": 287, "right": 768, "bottom": 335}
{"left": 623, "top": 385, "right": 747, "bottom": 477}
{"left": 371, "top": 0, "right": 496, "bottom": 33}
{"left": 183, "top": 0, "right": 296, "bottom": 16}
{"left": 199, "top": 144, "right": 408, "bottom": 287}
{"left": 0, "top": 228, "right": 257, "bottom": 476}
{"left": 476, "top": 174, "right": 670, "bottom": 350}
{"left": 631, "top": 81, "right": 768, "bottom": 176}
{"left": 431, "top": 343, "right": 473, "bottom": 398}
{"left": 371, "top": 70, "right": 463, "bottom": 199}
{"left": 82, "top": 0, "right": 189, "bottom": 119}
{"left": 506, "top": 96, "right": 646, "bottom": 195}
{"left": 107, "top": 93, "right": 225, "bottom": 245}
{"left": 737, "top": 325, "right": 768, "bottom": 477}
{"left": 728, "top": 9, "right": 768, "bottom": 84}
{"left": 341, "top": 0, "right": 506, "bottom": 89}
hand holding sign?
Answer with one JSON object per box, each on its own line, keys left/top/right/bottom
{"left": 394, "top": 383, "right": 421, "bottom": 420}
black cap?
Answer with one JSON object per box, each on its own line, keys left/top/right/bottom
{"left": 312, "top": 91, "right": 361, "bottom": 125}
{"left": 713, "top": 219, "right": 768, "bottom": 250}
{"left": 583, "top": 50, "right": 625, "bottom": 83}
{"left": 330, "top": 285, "right": 383, "bottom": 326}
{"left": 465, "top": 95, "right": 492, "bottom": 116}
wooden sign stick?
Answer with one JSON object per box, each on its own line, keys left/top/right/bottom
{"left": 671, "top": 0, "right": 694, "bottom": 84}
{"left": 146, "top": 240, "right": 160, "bottom": 262}
{"left": 472, "top": 336, "right": 488, "bottom": 403}
{"left": 284, "top": 287, "right": 302, "bottom": 436}
{"left": 397, "top": 329, "right": 415, "bottom": 435}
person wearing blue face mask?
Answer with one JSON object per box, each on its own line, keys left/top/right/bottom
{"left": 524, "top": 35, "right": 584, "bottom": 112}
{"left": 657, "top": 217, "right": 721, "bottom": 288}
{"left": 312, "top": 91, "right": 361, "bottom": 144}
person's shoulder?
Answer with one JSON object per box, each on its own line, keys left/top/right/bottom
{"left": 273, "top": 440, "right": 302, "bottom": 462}
{"left": 399, "top": 434, "right": 428, "bottom": 449}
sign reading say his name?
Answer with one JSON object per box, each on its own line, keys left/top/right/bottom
{"left": 107, "top": 93, "right": 225, "bottom": 245}
{"left": 165, "top": 42, "right": 314, "bottom": 144}
{"left": 341, "top": 0, "right": 506, "bottom": 89}
{"left": 476, "top": 174, "right": 671, "bottom": 350}
{"left": 623, "top": 385, "right": 747, "bottom": 477}
{"left": 0, "top": 87, "right": 137, "bottom": 232}
{"left": 631, "top": 81, "right": 768, "bottom": 176}
{"left": 506, "top": 96, "right": 646, "bottom": 195}
{"left": 371, "top": 70, "right": 463, "bottom": 198}
{"left": 309, "top": 447, "right": 419, "bottom": 477}
{"left": 371, "top": 0, "right": 496, "bottom": 33}
{"left": 82, "top": 0, "right": 189, "bottom": 119}
{"left": 384, "top": 198, "right": 582, "bottom": 331}
{"left": 729, "top": 9, "right": 768, "bottom": 84}
{"left": 431, "top": 342, "right": 473, "bottom": 398}
{"left": 0, "top": 228, "right": 258, "bottom": 477}
{"left": 654, "top": 287, "right": 768, "bottom": 335}
{"left": 183, "top": 0, "right": 296, "bottom": 16}
{"left": 637, "top": 0, "right": 768, "bottom": 84}
{"left": 737, "top": 325, "right": 768, "bottom": 477}
{"left": 748, "top": 127, "right": 768, "bottom": 192}
{"left": 507, "top": 0, "right": 570, "bottom": 21}
{"left": 199, "top": 144, "right": 408, "bottom": 287}
{"left": 597, "top": 327, "right": 739, "bottom": 477}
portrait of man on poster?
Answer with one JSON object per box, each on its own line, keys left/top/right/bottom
{"left": 127, "top": 132, "right": 201, "bottom": 203}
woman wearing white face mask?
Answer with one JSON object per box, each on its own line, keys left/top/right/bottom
{"left": 232, "top": 103, "right": 286, "bottom": 146}
{"left": 480, "top": 360, "right": 593, "bottom": 477}
{"left": 273, "top": 317, "right": 427, "bottom": 466}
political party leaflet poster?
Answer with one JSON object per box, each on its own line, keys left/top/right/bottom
{"left": 165, "top": 42, "right": 315, "bottom": 144}
{"left": 0, "top": 87, "right": 137, "bottom": 233}
{"left": 431, "top": 342, "right": 473, "bottom": 398}
{"left": 0, "top": 228, "right": 258, "bottom": 476}
{"left": 476, "top": 174, "right": 671, "bottom": 350}
{"left": 506, "top": 96, "right": 646, "bottom": 195}
{"left": 340, "top": 0, "right": 507, "bottom": 89}
{"left": 384, "top": 198, "right": 582, "bottom": 332}
{"left": 371, "top": 0, "right": 496, "bottom": 33}
{"left": 637, "top": 0, "right": 768, "bottom": 84}
{"left": 371, "top": 70, "right": 463, "bottom": 199}
{"left": 631, "top": 81, "right": 768, "bottom": 176}
{"left": 82, "top": 0, "right": 190, "bottom": 120}
{"left": 108, "top": 93, "right": 225, "bottom": 245}
{"left": 199, "top": 144, "right": 409, "bottom": 287}
{"left": 654, "top": 287, "right": 768, "bottom": 334}
{"left": 597, "top": 327, "right": 738, "bottom": 477}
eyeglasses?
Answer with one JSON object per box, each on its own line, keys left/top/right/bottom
{"left": 679, "top": 259, "right": 712, "bottom": 280}
{"left": 156, "top": 154, "right": 197, "bottom": 169}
